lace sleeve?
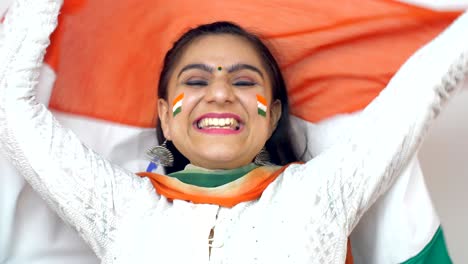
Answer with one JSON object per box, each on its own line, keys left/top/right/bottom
{"left": 0, "top": 0, "right": 158, "bottom": 258}
{"left": 323, "top": 10, "right": 468, "bottom": 234}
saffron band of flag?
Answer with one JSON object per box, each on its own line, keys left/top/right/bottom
{"left": 257, "top": 94, "right": 267, "bottom": 117}
{"left": 172, "top": 93, "right": 184, "bottom": 117}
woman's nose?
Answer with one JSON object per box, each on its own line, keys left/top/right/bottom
{"left": 205, "top": 80, "right": 235, "bottom": 104}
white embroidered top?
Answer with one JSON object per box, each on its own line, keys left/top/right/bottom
{"left": 0, "top": 0, "right": 467, "bottom": 263}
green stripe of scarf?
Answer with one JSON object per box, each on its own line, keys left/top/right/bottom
{"left": 168, "top": 163, "right": 258, "bottom": 188}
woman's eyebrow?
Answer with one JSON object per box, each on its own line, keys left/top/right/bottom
{"left": 227, "top": 63, "right": 264, "bottom": 80}
{"left": 177, "top": 63, "right": 264, "bottom": 80}
{"left": 177, "top": 63, "right": 214, "bottom": 77}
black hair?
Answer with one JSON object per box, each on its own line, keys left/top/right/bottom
{"left": 156, "top": 21, "right": 304, "bottom": 173}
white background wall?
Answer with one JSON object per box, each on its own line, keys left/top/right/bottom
{"left": 419, "top": 89, "right": 468, "bottom": 263}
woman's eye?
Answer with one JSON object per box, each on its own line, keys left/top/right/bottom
{"left": 233, "top": 81, "right": 256, "bottom": 86}
{"left": 185, "top": 80, "right": 208, "bottom": 86}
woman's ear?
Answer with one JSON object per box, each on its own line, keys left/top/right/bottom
{"left": 158, "top": 98, "right": 172, "bottom": 140}
{"left": 269, "top": 99, "right": 282, "bottom": 135}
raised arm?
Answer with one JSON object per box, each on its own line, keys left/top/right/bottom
{"left": 330, "top": 10, "right": 468, "bottom": 234}
{"left": 282, "top": 10, "right": 468, "bottom": 235}
{"left": 0, "top": 0, "right": 158, "bottom": 258}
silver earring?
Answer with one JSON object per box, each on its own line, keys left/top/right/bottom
{"left": 254, "top": 147, "right": 273, "bottom": 166}
{"left": 146, "top": 140, "right": 174, "bottom": 167}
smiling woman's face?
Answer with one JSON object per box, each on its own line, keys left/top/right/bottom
{"left": 158, "top": 34, "right": 282, "bottom": 170}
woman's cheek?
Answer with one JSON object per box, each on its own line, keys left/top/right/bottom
{"left": 171, "top": 93, "right": 200, "bottom": 130}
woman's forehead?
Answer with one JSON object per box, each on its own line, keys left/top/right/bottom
{"left": 175, "top": 35, "right": 265, "bottom": 69}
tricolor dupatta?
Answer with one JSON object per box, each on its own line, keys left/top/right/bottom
{"left": 137, "top": 164, "right": 291, "bottom": 207}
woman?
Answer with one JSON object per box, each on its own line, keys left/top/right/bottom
{"left": 0, "top": 0, "right": 467, "bottom": 263}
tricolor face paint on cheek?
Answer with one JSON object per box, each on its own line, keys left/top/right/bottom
{"left": 256, "top": 94, "right": 267, "bottom": 117}
{"left": 172, "top": 93, "right": 184, "bottom": 117}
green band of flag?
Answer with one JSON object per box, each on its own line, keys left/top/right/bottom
{"left": 400, "top": 226, "right": 452, "bottom": 264}
{"left": 258, "top": 108, "right": 266, "bottom": 117}
{"left": 173, "top": 107, "right": 182, "bottom": 117}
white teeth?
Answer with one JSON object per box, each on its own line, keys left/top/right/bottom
{"left": 197, "top": 118, "right": 239, "bottom": 130}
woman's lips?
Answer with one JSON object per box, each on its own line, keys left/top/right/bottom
{"left": 193, "top": 113, "right": 244, "bottom": 135}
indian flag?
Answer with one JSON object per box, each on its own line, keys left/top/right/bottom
{"left": 172, "top": 93, "right": 184, "bottom": 117}
{"left": 256, "top": 94, "right": 267, "bottom": 117}
{"left": 1, "top": 0, "right": 466, "bottom": 263}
